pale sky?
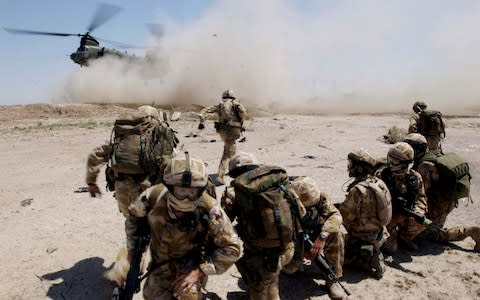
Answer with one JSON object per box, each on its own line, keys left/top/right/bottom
{"left": 1, "top": 0, "right": 480, "bottom": 113}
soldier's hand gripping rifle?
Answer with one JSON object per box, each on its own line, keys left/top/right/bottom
{"left": 304, "top": 233, "right": 351, "bottom": 296}
{"left": 396, "top": 197, "right": 446, "bottom": 233}
{"left": 112, "top": 221, "right": 151, "bottom": 300}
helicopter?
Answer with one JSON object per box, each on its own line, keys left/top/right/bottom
{"left": 4, "top": 3, "right": 143, "bottom": 67}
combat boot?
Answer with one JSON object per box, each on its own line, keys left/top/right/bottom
{"left": 326, "top": 280, "right": 347, "bottom": 300}
{"left": 371, "top": 252, "right": 386, "bottom": 279}
{"left": 465, "top": 226, "right": 480, "bottom": 252}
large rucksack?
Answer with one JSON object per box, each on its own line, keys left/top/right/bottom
{"left": 354, "top": 176, "right": 392, "bottom": 227}
{"left": 417, "top": 110, "right": 446, "bottom": 137}
{"left": 109, "top": 111, "right": 179, "bottom": 175}
{"left": 231, "top": 165, "right": 301, "bottom": 253}
{"left": 422, "top": 151, "right": 471, "bottom": 200}
{"left": 218, "top": 99, "right": 246, "bottom": 126}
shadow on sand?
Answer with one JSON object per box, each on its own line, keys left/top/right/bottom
{"left": 40, "top": 256, "right": 112, "bottom": 300}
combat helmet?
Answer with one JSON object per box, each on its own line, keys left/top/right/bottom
{"left": 138, "top": 105, "right": 160, "bottom": 119}
{"left": 228, "top": 152, "right": 258, "bottom": 178}
{"left": 347, "top": 148, "right": 376, "bottom": 176}
{"left": 387, "top": 142, "right": 414, "bottom": 176}
{"left": 412, "top": 101, "right": 427, "bottom": 113}
{"left": 222, "top": 89, "right": 236, "bottom": 100}
{"left": 163, "top": 151, "right": 208, "bottom": 188}
{"left": 403, "top": 133, "right": 427, "bottom": 160}
{"left": 291, "top": 176, "right": 321, "bottom": 207}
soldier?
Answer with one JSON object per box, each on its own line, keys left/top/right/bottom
{"left": 223, "top": 152, "right": 299, "bottom": 300}
{"left": 339, "top": 149, "right": 392, "bottom": 279}
{"left": 408, "top": 101, "right": 427, "bottom": 134}
{"left": 86, "top": 105, "right": 178, "bottom": 287}
{"left": 198, "top": 89, "right": 247, "bottom": 185}
{"left": 404, "top": 134, "right": 480, "bottom": 252}
{"left": 288, "top": 176, "right": 347, "bottom": 300}
{"left": 377, "top": 142, "right": 428, "bottom": 253}
{"left": 86, "top": 105, "right": 177, "bottom": 216}
{"left": 126, "top": 151, "right": 242, "bottom": 299}
{"left": 408, "top": 101, "right": 445, "bottom": 151}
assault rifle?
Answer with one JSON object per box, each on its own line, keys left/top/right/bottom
{"left": 396, "top": 197, "right": 446, "bottom": 233}
{"left": 112, "top": 226, "right": 150, "bottom": 300}
{"left": 304, "top": 233, "right": 351, "bottom": 296}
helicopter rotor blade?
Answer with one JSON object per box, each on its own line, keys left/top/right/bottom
{"left": 87, "top": 3, "right": 123, "bottom": 33}
{"left": 4, "top": 27, "right": 80, "bottom": 37}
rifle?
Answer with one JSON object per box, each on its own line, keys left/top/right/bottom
{"left": 303, "top": 233, "right": 351, "bottom": 296}
{"left": 112, "top": 226, "right": 150, "bottom": 300}
{"left": 396, "top": 197, "right": 446, "bottom": 233}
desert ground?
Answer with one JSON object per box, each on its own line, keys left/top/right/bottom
{"left": 0, "top": 103, "right": 479, "bottom": 300}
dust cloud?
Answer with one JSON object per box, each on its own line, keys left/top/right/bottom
{"left": 53, "top": 0, "right": 480, "bottom": 114}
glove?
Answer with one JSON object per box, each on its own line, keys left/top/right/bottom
{"left": 198, "top": 123, "right": 205, "bottom": 130}
{"left": 88, "top": 183, "right": 102, "bottom": 198}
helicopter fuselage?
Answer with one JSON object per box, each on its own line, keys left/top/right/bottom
{"left": 70, "top": 45, "right": 132, "bottom": 66}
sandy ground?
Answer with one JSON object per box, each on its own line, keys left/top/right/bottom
{"left": 0, "top": 104, "right": 479, "bottom": 300}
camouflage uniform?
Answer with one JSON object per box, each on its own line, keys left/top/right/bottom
{"left": 340, "top": 175, "right": 391, "bottom": 278}
{"left": 221, "top": 186, "right": 296, "bottom": 300}
{"left": 127, "top": 183, "right": 242, "bottom": 299}
{"left": 417, "top": 158, "right": 480, "bottom": 250}
{"left": 86, "top": 143, "right": 150, "bottom": 216}
{"left": 379, "top": 168, "right": 428, "bottom": 252}
{"left": 407, "top": 102, "right": 443, "bottom": 151}
{"left": 284, "top": 177, "right": 345, "bottom": 278}
{"left": 199, "top": 90, "right": 246, "bottom": 181}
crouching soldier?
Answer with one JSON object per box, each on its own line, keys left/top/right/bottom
{"left": 339, "top": 149, "right": 392, "bottom": 279}
{"left": 223, "top": 152, "right": 302, "bottom": 300}
{"left": 126, "top": 151, "right": 242, "bottom": 299}
{"left": 377, "top": 142, "right": 428, "bottom": 252}
{"left": 403, "top": 133, "right": 480, "bottom": 251}
{"left": 287, "top": 176, "right": 347, "bottom": 300}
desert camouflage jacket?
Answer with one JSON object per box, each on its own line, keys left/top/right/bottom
{"left": 379, "top": 168, "right": 428, "bottom": 215}
{"left": 306, "top": 191, "right": 345, "bottom": 234}
{"left": 127, "top": 184, "right": 242, "bottom": 276}
{"left": 339, "top": 176, "right": 388, "bottom": 240}
{"left": 86, "top": 143, "right": 111, "bottom": 184}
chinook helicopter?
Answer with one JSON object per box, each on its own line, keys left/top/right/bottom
{"left": 4, "top": 3, "right": 142, "bottom": 67}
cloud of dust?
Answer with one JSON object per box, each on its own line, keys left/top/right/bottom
{"left": 53, "top": 0, "right": 480, "bottom": 114}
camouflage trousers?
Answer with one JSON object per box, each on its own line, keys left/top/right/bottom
{"left": 143, "top": 260, "right": 207, "bottom": 300}
{"left": 344, "top": 233, "right": 385, "bottom": 277}
{"left": 282, "top": 232, "right": 345, "bottom": 278}
{"left": 239, "top": 243, "right": 295, "bottom": 300}
{"left": 384, "top": 214, "right": 426, "bottom": 252}
{"left": 114, "top": 177, "right": 149, "bottom": 217}
{"left": 423, "top": 198, "right": 472, "bottom": 242}
{"left": 217, "top": 128, "right": 241, "bottom": 179}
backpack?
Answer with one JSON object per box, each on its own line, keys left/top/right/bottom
{"left": 417, "top": 110, "right": 446, "bottom": 137}
{"left": 231, "top": 165, "right": 301, "bottom": 253}
{"left": 355, "top": 176, "right": 392, "bottom": 227}
{"left": 109, "top": 111, "right": 179, "bottom": 175}
{"left": 422, "top": 151, "right": 471, "bottom": 200}
{"left": 219, "top": 99, "right": 245, "bottom": 126}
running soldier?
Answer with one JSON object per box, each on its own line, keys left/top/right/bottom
{"left": 198, "top": 89, "right": 247, "bottom": 184}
